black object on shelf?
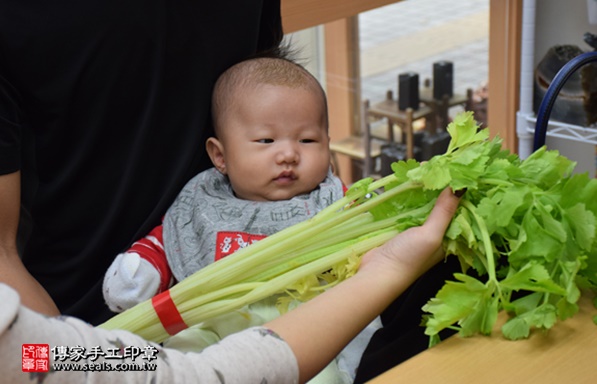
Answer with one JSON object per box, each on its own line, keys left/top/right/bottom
{"left": 379, "top": 137, "right": 423, "bottom": 177}
{"left": 533, "top": 45, "right": 593, "bottom": 127}
{"left": 398, "top": 72, "right": 420, "bottom": 111}
{"left": 534, "top": 51, "right": 597, "bottom": 150}
{"left": 417, "top": 130, "right": 451, "bottom": 161}
{"left": 433, "top": 61, "right": 454, "bottom": 100}
{"left": 379, "top": 127, "right": 450, "bottom": 177}
{"left": 379, "top": 144, "right": 408, "bottom": 177}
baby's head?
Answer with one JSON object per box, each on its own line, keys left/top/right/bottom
{"left": 206, "top": 57, "right": 331, "bottom": 202}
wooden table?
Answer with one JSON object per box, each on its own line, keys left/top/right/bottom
{"left": 418, "top": 87, "right": 472, "bottom": 131}
{"left": 367, "top": 94, "right": 434, "bottom": 160}
{"left": 367, "top": 291, "right": 597, "bottom": 384}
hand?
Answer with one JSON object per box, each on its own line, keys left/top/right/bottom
{"left": 102, "top": 252, "right": 161, "bottom": 312}
{"left": 359, "top": 187, "right": 461, "bottom": 281}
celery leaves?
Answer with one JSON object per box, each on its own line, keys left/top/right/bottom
{"left": 416, "top": 112, "right": 597, "bottom": 344}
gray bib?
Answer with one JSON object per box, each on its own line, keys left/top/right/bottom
{"left": 163, "top": 168, "right": 344, "bottom": 281}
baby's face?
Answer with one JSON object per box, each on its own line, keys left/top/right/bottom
{"left": 219, "top": 83, "right": 330, "bottom": 201}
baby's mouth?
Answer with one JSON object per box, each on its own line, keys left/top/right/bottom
{"left": 274, "top": 171, "right": 297, "bottom": 183}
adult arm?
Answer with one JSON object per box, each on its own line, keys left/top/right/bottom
{"left": 0, "top": 171, "right": 59, "bottom": 315}
{"left": 0, "top": 71, "right": 59, "bottom": 315}
{"left": 265, "top": 187, "right": 461, "bottom": 383}
{"left": 0, "top": 188, "right": 458, "bottom": 383}
{"left": 0, "top": 283, "right": 298, "bottom": 383}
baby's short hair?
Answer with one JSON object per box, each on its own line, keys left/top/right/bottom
{"left": 211, "top": 57, "right": 328, "bottom": 136}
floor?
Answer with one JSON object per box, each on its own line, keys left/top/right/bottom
{"left": 358, "top": 0, "right": 489, "bottom": 109}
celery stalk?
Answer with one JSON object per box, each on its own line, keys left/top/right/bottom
{"left": 100, "top": 172, "right": 422, "bottom": 342}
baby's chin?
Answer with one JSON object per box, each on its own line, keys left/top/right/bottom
{"left": 232, "top": 189, "right": 303, "bottom": 202}
{"left": 263, "top": 187, "right": 313, "bottom": 202}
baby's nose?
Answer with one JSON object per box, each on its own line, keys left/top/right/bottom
{"left": 276, "top": 142, "right": 299, "bottom": 164}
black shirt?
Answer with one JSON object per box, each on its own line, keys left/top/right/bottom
{"left": 0, "top": 0, "right": 282, "bottom": 324}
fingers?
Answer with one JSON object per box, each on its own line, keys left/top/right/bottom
{"left": 358, "top": 187, "right": 462, "bottom": 274}
{"left": 422, "top": 187, "right": 462, "bottom": 235}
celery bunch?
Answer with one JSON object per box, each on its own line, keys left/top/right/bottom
{"left": 99, "top": 168, "right": 418, "bottom": 343}
{"left": 420, "top": 115, "right": 597, "bottom": 344}
{"left": 100, "top": 111, "right": 597, "bottom": 345}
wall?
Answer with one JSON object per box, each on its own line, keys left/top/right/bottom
{"left": 284, "top": 27, "right": 325, "bottom": 84}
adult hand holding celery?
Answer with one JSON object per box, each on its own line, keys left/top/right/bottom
{"left": 100, "top": 111, "right": 597, "bottom": 345}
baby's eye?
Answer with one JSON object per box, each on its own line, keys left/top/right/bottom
{"left": 256, "top": 138, "right": 274, "bottom": 144}
{"left": 299, "top": 138, "right": 317, "bottom": 143}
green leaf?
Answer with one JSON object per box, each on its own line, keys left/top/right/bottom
{"left": 556, "top": 298, "right": 579, "bottom": 321}
{"left": 527, "top": 304, "right": 558, "bottom": 329}
{"left": 519, "top": 147, "right": 576, "bottom": 188}
{"left": 390, "top": 158, "right": 419, "bottom": 184}
{"left": 536, "top": 201, "right": 567, "bottom": 243}
{"left": 484, "top": 157, "right": 524, "bottom": 181}
{"left": 583, "top": 254, "right": 597, "bottom": 287}
{"left": 407, "top": 156, "right": 452, "bottom": 190}
{"left": 446, "top": 111, "right": 486, "bottom": 153}
{"left": 475, "top": 186, "right": 527, "bottom": 234}
{"left": 499, "top": 262, "right": 566, "bottom": 295}
{"left": 446, "top": 209, "right": 477, "bottom": 247}
{"left": 458, "top": 294, "right": 499, "bottom": 337}
{"left": 508, "top": 292, "right": 542, "bottom": 315}
{"left": 560, "top": 173, "right": 592, "bottom": 208}
{"left": 446, "top": 162, "right": 483, "bottom": 191}
{"left": 501, "top": 304, "right": 557, "bottom": 340}
{"left": 345, "top": 177, "right": 373, "bottom": 199}
{"left": 563, "top": 203, "right": 595, "bottom": 252}
{"left": 423, "top": 273, "right": 491, "bottom": 336}
{"left": 509, "top": 206, "right": 566, "bottom": 266}
{"left": 501, "top": 316, "right": 530, "bottom": 340}
{"left": 577, "top": 177, "right": 597, "bottom": 216}
{"left": 557, "top": 259, "right": 583, "bottom": 303}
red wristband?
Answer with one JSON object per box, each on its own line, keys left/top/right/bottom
{"left": 151, "top": 290, "right": 188, "bottom": 335}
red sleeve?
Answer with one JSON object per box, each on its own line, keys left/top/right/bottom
{"left": 128, "top": 223, "right": 173, "bottom": 293}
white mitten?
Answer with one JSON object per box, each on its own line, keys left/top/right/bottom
{"left": 102, "top": 252, "right": 161, "bottom": 312}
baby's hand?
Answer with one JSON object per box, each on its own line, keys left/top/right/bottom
{"left": 102, "top": 252, "right": 161, "bottom": 312}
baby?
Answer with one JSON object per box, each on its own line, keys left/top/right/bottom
{"left": 103, "top": 56, "right": 344, "bottom": 308}
{"left": 103, "top": 56, "right": 376, "bottom": 382}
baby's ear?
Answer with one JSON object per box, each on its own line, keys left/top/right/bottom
{"left": 206, "top": 137, "right": 227, "bottom": 174}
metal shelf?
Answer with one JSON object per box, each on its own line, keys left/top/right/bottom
{"left": 517, "top": 0, "right": 597, "bottom": 157}
{"left": 524, "top": 114, "right": 597, "bottom": 145}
